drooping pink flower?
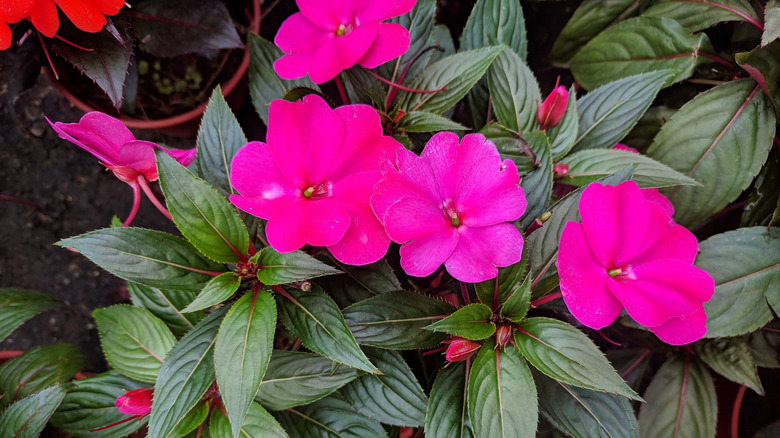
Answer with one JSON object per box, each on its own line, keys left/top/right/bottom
{"left": 612, "top": 144, "right": 675, "bottom": 217}
{"left": 115, "top": 387, "right": 153, "bottom": 416}
{"left": 372, "top": 132, "right": 527, "bottom": 283}
{"left": 229, "top": 95, "right": 402, "bottom": 265}
{"left": 537, "top": 84, "right": 569, "bottom": 130}
{"left": 273, "top": 0, "right": 415, "bottom": 84}
{"left": 48, "top": 111, "right": 196, "bottom": 226}
{"left": 557, "top": 181, "right": 714, "bottom": 345}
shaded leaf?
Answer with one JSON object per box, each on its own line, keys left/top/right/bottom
{"left": 425, "top": 362, "right": 473, "bottom": 438}
{"left": 210, "top": 402, "right": 288, "bottom": 438}
{"left": 256, "top": 247, "right": 341, "bottom": 286}
{"left": 558, "top": 148, "right": 698, "bottom": 188}
{"left": 487, "top": 49, "right": 541, "bottom": 135}
{"left": 694, "top": 337, "right": 763, "bottom": 394}
{"left": 425, "top": 303, "right": 495, "bottom": 341}
{"left": 480, "top": 123, "right": 535, "bottom": 176}
{"left": 499, "top": 275, "right": 532, "bottom": 322}
{"left": 127, "top": 282, "right": 203, "bottom": 337}
{"left": 741, "top": 149, "right": 780, "bottom": 227}
{"left": 0, "top": 384, "right": 70, "bottom": 438}
{"left": 519, "top": 130, "right": 554, "bottom": 228}
{"left": 377, "top": 0, "right": 436, "bottom": 83}
{"left": 643, "top": 0, "right": 760, "bottom": 32}
{"left": 475, "top": 248, "right": 528, "bottom": 309}
{"left": 275, "top": 396, "right": 386, "bottom": 438}
{"left": 547, "top": 85, "right": 579, "bottom": 160}
{"left": 318, "top": 260, "right": 402, "bottom": 308}
{"left": 397, "top": 111, "right": 468, "bottom": 133}
{"left": 0, "top": 288, "right": 61, "bottom": 343}
{"left": 764, "top": 0, "right": 780, "bottom": 46}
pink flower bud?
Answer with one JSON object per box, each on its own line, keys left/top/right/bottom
{"left": 495, "top": 325, "right": 513, "bottom": 349}
{"left": 115, "top": 388, "right": 153, "bottom": 416}
{"left": 553, "top": 163, "right": 570, "bottom": 179}
{"left": 445, "top": 337, "right": 481, "bottom": 362}
{"left": 537, "top": 85, "right": 569, "bottom": 130}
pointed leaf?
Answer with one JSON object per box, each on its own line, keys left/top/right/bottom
{"left": 744, "top": 326, "right": 780, "bottom": 368}
{"left": 742, "top": 149, "right": 780, "bottom": 227}
{"left": 638, "top": 354, "right": 717, "bottom": 438}
{"left": 695, "top": 337, "right": 763, "bottom": 395}
{"left": 468, "top": 340, "right": 537, "bottom": 438}
{"left": 480, "top": 123, "right": 535, "bottom": 176}
{"left": 127, "top": 282, "right": 203, "bottom": 338}
{"left": 94, "top": 305, "right": 176, "bottom": 382}
{"left": 274, "top": 396, "right": 386, "bottom": 438}
{"left": 171, "top": 402, "right": 210, "bottom": 437}
{"left": 276, "top": 284, "right": 377, "bottom": 373}
{"left": 0, "top": 288, "right": 61, "bottom": 343}
{"left": 643, "top": 0, "right": 761, "bottom": 32}
{"left": 764, "top": 0, "right": 780, "bottom": 46}
{"left": 487, "top": 49, "right": 540, "bottom": 135}
{"left": 647, "top": 79, "right": 776, "bottom": 227}
{"left": 516, "top": 318, "right": 640, "bottom": 400}
{"left": 0, "top": 384, "right": 70, "bottom": 438}
{"left": 183, "top": 272, "right": 241, "bottom": 313}
{"left": 377, "top": 0, "right": 436, "bottom": 82}
{"left": 397, "top": 111, "right": 468, "bottom": 133}
{"left": 318, "top": 260, "right": 402, "bottom": 307}
{"left": 499, "top": 276, "right": 532, "bottom": 322}
{"left": 548, "top": 85, "right": 579, "bottom": 160}
{"left": 210, "top": 402, "right": 288, "bottom": 438}
{"left": 519, "top": 130, "right": 554, "bottom": 228}
{"left": 475, "top": 248, "right": 528, "bottom": 309}
{"left": 425, "top": 303, "right": 495, "bottom": 341}
{"left": 425, "top": 362, "right": 473, "bottom": 438}
{"left": 256, "top": 248, "right": 341, "bottom": 286}
{"left": 340, "top": 348, "right": 427, "bottom": 427}
{"left": 558, "top": 149, "right": 699, "bottom": 188}
{"left": 216, "top": 289, "right": 276, "bottom": 437}
{"left": 58, "top": 228, "right": 225, "bottom": 293}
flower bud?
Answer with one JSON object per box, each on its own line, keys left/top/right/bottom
{"left": 495, "top": 325, "right": 513, "bottom": 349}
{"left": 445, "top": 337, "right": 481, "bottom": 362}
{"left": 115, "top": 388, "right": 153, "bottom": 416}
{"left": 537, "top": 85, "right": 569, "bottom": 130}
{"left": 553, "top": 163, "right": 569, "bottom": 179}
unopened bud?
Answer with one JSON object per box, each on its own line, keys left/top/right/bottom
{"left": 445, "top": 337, "right": 481, "bottom": 362}
{"left": 495, "top": 325, "right": 513, "bottom": 349}
{"left": 116, "top": 388, "right": 153, "bottom": 416}
{"left": 553, "top": 163, "right": 569, "bottom": 179}
{"left": 537, "top": 85, "right": 569, "bottom": 130}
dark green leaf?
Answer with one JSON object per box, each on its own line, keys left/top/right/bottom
{"left": 58, "top": 228, "right": 225, "bottom": 293}
{"left": 516, "top": 318, "right": 640, "bottom": 400}
{"left": 694, "top": 337, "right": 763, "bottom": 394}
{"left": 342, "top": 66, "right": 387, "bottom": 107}
{"left": 742, "top": 149, "right": 780, "bottom": 227}
{"left": 256, "top": 350, "right": 360, "bottom": 411}
{"left": 210, "top": 402, "right": 288, "bottom": 438}
{"left": 127, "top": 282, "right": 203, "bottom": 338}
{"left": 519, "top": 130, "right": 554, "bottom": 228}
{"left": 343, "top": 291, "right": 455, "bottom": 349}
{"left": 764, "top": 0, "right": 780, "bottom": 46}
{"left": 573, "top": 70, "right": 671, "bottom": 152}
{"left": 275, "top": 396, "right": 386, "bottom": 438}
{"left": 425, "top": 362, "right": 473, "bottom": 438}
{"left": 475, "top": 248, "right": 528, "bottom": 309}
{"left": 318, "top": 260, "right": 402, "bottom": 308}
{"left": 638, "top": 355, "right": 716, "bottom": 438}
{"left": 397, "top": 111, "right": 468, "bottom": 133}
{"left": 276, "top": 285, "right": 377, "bottom": 373}
{"left": 696, "top": 227, "right": 780, "bottom": 337}
{"left": 487, "top": 50, "right": 540, "bottom": 135}
{"left": 643, "top": 0, "right": 760, "bottom": 32}
{"left": 148, "top": 307, "right": 226, "bottom": 438}
{"left": 499, "top": 275, "right": 532, "bottom": 322}
{"left": 196, "top": 86, "right": 248, "bottom": 196}
{"left": 480, "top": 123, "right": 535, "bottom": 176}
{"left": 547, "top": 85, "right": 579, "bottom": 160}
{"left": 744, "top": 326, "right": 780, "bottom": 368}
{"left": 340, "top": 348, "right": 427, "bottom": 427}
{"left": 94, "top": 305, "right": 176, "bottom": 382}
{"left": 468, "top": 340, "right": 537, "bottom": 438}
{"left": 171, "top": 402, "right": 210, "bottom": 437}
{"left": 647, "top": 79, "right": 776, "bottom": 227}
{"left": 0, "top": 288, "right": 61, "bottom": 343}
{"left": 425, "top": 303, "right": 495, "bottom": 341}
{"left": 377, "top": 0, "right": 436, "bottom": 83}
{"left": 608, "top": 349, "right": 652, "bottom": 392}
{"left": 256, "top": 247, "right": 341, "bottom": 285}
{"left": 183, "top": 272, "right": 241, "bottom": 313}
{"left": 0, "top": 384, "right": 70, "bottom": 438}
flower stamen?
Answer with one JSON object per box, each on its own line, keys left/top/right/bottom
{"left": 608, "top": 268, "right": 623, "bottom": 278}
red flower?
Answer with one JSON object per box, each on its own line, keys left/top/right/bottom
{"left": 537, "top": 85, "right": 569, "bottom": 130}
{"left": 115, "top": 387, "right": 153, "bottom": 416}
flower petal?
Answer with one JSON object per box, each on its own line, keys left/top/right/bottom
{"left": 444, "top": 223, "right": 524, "bottom": 283}
{"left": 400, "top": 228, "right": 459, "bottom": 278}
{"left": 297, "top": 0, "right": 359, "bottom": 30}
{"left": 229, "top": 141, "right": 297, "bottom": 219}
{"left": 642, "top": 188, "right": 675, "bottom": 217}
{"left": 649, "top": 307, "right": 707, "bottom": 345}
{"left": 308, "top": 25, "right": 377, "bottom": 83}
{"left": 357, "top": 22, "right": 410, "bottom": 68}
{"left": 55, "top": 0, "right": 110, "bottom": 32}
{"left": 30, "top": 0, "right": 58, "bottom": 37}
{"left": 329, "top": 185, "right": 390, "bottom": 266}
{"left": 330, "top": 105, "right": 400, "bottom": 181}
{"left": 266, "top": 197, "right": 350, "bottom": 252}
{"left": 117, "top": 140, "right": 158, "bottom": 181}
{"left": 356, "top": 0, "right": 416, "bottom": 21}
{"left": 558, "top": 222, "right": 623, "bottom": 329}
{"left": 456, "top": 155, "right": 525, "bottom": 227}
{"left": 383, "top": 195, "right": 449, "bottom": 243}
{"left": 49, "top": 112, "right": 136, "bottom": 165}
{"left": 634, "top": 204, "right": 699, "bottom": 265}
{"left": 0, "top": 22, "right": 12, "bottom": 50}
{"left": 274, "top": 12, "right": 331, "bottom": 55}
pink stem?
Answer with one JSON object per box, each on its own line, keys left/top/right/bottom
{"left": 460, "top": 282, "right": 471, "bottom": 306}
{"left": 530, "top": 291, "right": 562, "bottom": 308}
{"left": 620, "top": 349, "right": 651, "bottom": 378}
{"left": 335, "top": 74, "right": 349, "bottom": 106}
{"left": 37, "top": 31, "right": 58, "bottom": 80}
{"left": 53, "top": 34, "right": 93, "bottom": 51}
{"left": 731, "top": 385, "right": 747, "bottom": 438}
{"left": 368, "top": 69, "right": 445, "bottom": 94}
{"left": 122, "top": 183, "right": 142, "bottom": 227}
{"left": 699, "top": 52, "right": 736, "bottom": 71}
{"left": 138, "top": 177, "right": 172, "bottom": 221}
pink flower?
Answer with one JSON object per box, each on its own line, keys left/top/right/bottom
{"left": 612, "top": 144, "right": 675, "bottom": 217}
{"left": 48, "top": 111, "right": 196, "bottom": 226}
{"left": 372, "top": 132, "right": 527, "bottom": 283}
{"left": 273, "top": 0, "right": 415, "bottom": 84}
{"left": 537, "top": 84, "right": 569, "bottom": 130}
{"left": 229, "top": 95, "right": 402, "bottom": 265}
{"left": 557, "top": 181, "right": 714, "bottom": 345}
{"left": 115, "top": 387, "right": 153, "bottom": 416}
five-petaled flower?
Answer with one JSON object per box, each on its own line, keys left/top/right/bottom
{"left": 273, "top": 0, "right": 416, "bottom": 84}
{"left": 229, "top": 94, "right": 402, "bottom": 265}
{"left": 372, "top": 132, "right": 527, "bottom": 283}
{"left": 48, "top": 111, "right": 196, "bottom": 226}
{"left": 557, "top": 181, "right": 714, "bottom": 345}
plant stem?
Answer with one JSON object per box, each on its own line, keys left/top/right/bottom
{"left": 335, "top": 74, "right": 349, "bottom": 106}
{"left": 138, "top": 177, "right": 172, "bottom": 221}
{"left": 460, "top": 282, "right": 471, "bottom": 305}
{"left": 529, "top": 291, "right": 562, "bottom": 308}
{"left": 122, "top": 183, "right": 142, "bottom": 227}
{"left": 731, "top": 385, "right": 747, "bottom": 438}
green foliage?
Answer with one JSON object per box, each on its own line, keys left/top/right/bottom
{"left": 426, "top": 362, "right": 473, "bottom": 438}
{"left": 518, "top": 130, "right": 554, "bottom": 228}
{"left": 694, "top": 337, "right": 763, "bottom": 394}
{"left": 127, "top": 282, "right": 203, "bottom": 337}
{"left": 425, "top": 303, "right": 495, "bottom": 340}
{"left": 0, "top": 384, "right": 70, "bottom": 438}
{"left": 558, "top": 148, "right": 698, "bottom": 188}
{"left": 642, "top": 0, "right": 759, "bottom": 32}
{"left": 0, "top": 288, "right": 61, "bottom": 343}
{"left": 183, "top": 272, "right": 241, "bottom": 313}
{"left": 274, "top": 396, "right": 386, "bottom": 437}
{"left": 255, "top": 247, "right": 341, "bottom": 285}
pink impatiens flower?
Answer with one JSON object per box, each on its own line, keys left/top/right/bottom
{"left": 557, "top": 181, "right": 714, "bottom": 345}
{"left": 372, "top": 132, "right": 527, "bottom": 283}
{"left": 273, "top": 0, "right": 415, "bottom": 84}
{"left": 229, "top": 95, "right": 402, "bottom": 265}
{"left": 48, "top": 111, "right": 196, "bottom": 226}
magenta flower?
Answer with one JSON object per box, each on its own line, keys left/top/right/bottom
{"left": 537, "top": 84, "right": 569, "bottom": 130}
{"left": 48, "top": 112, "right": 196, "bottom": 226}
{"left": 612, "top": 144, "right": 675, "bottom": 217}
{"left": 557, "top": 181, "right": 714, "bottom": 345}
{"left": 115, "top": 387, "right": 153, "bottom": 416}
{"left": 229, "top": 95, "right": 402, "bottom": 265}
{"left": 372, "top": 132, "right": 527, "bottom": 283}
{"left": 273, "top": 0, "right": 415, "bottom": 84}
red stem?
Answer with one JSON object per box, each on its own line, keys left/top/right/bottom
{"left": 368, "top": 69, "right": 445, "bottom": 94}
{"left": 0, "top": 195, "right": 44, "bottom": 209}
{"left": 699, "top": 52, "right": 736, "bottom": 71}
{"left": 530, "top": 291, "right": 562, "bottom": 308}
{"left": 731, "top": 385, "right": 747, "bottom": 438}
{"left": 460, "top": 282, "right": 471, "bottom": 306}
{"left": 37, "top": 31, "right": 58, "bottom": 80}
{"left": 335, "top": 74, "right": 349, "bottom": 106}
{"left": 53, "top": 34, "right": 93, "bottom": 51}
{"left": 138, "top": 177, "right": 173, "bottom": 221}
{"left": 122, "top": 183, "right": 142, "bottom": 227}
{"left": 620, "top": 349, "right": 650, "bottom": 378}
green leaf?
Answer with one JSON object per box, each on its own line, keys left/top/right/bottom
{"left": 196, "top": 86, "right": 248, "bottom": 196}
{"left": 0, "top": 288, "right": 61, "bottom": 343}
{"left": 694, "top": 337, "right": 763, "bottom": 395}
{"left": 499, "top": 275, "right": 532, "bottom": 322}
{"left": 573, "top": 70, "right": 671, "bottom": 152}
{"left": 274, "top": 396, "right": 386, "bottom": 438}
{"left": 256, "top": 350, "right": 360, "bottom": 411}
{"left": 0, "top": 344, "right": 85, "bottom": 410}
{"left": 256, "top": 247, "right": 341, "bottom": 286}
{"left": 210, "top": 402, "right": 288, "bottom": 438}
{"left": 127, "top": 282, "right": 203, "bottom": 338}
{"left": 157, "top": 150, "right": 250, "bottom": 264}
{"left": 744, "top": 326, "right": 780, "bottom": 368}
{"left": 343, "top": 291, "right": 455, "bottom": 349}
{"left": 535, "top": 369, "right": 639, "bottom": 438}
{"left": 549, "top": 0, "right": 641, "bottom": 66}
{"left": 94, "top": 305, "right": 176, "bottom": 383}
{"left": 318, "top": 260, "right": 402, "bottom": 308}
{"left": 519, "top": 130, "right": 554, "bottom": 228}
{"left": 468, "top": 340, "right": 537, "bottom": 438}
{"left": 425, "top": 303, "right": 495, "bottom": 341}
{"left": 58, "top": 227, "right": 224, "bottom": 293}
{"left": 215, "top": 289, "right": 276, "bottom": 437}
{"left": 547, "top": 85, "right": 579, "bottom": 160}
{"left": 480, "top": 123, "right": 535, "bottom": 176}
{"left": 608, "top": 349, "right": 652, "bottom": 392}
{"left": 397, "top": 111, "right": 468, "bottom": 133}
{"left": 570, "top": 16, "right": 713, "bottom": 90}
{"left": 648, "top": 79, "right": 776, "bottom": 226}
{"left": 558, "top": 148, "right": 699, "bottom": 188}
{"left": 171, "top": 402, "right": 210, "bottom": 437}
{"left": 377, "top": 0, "right": 436, "bottom": 83}
{"left": 0, "top": 384, "right": 70, "bottom": 438}
{"left": 742, "top": 149, "right": 780, "bottom": 227}
{"left": 183, "top": 272, "right": 241, "bottom": 313}
{"left": 696, "top": 227, "right": 780, "bottom": 337}
{"left": 638, "top": 354, "right": 717, "bottom": 438}
{"left": 397, "top": 47, "right": 504, "bottom": 115}
{"left": 425, "top": 362, "right": 473, "bottom": 438}
{"left": 148, "top": 307, "right": 226, "bottom": 438}
{"left": 643, "top": 0, "right": 760, "bottom": 32}
{"left": 340, "top": 348, "right": 427, "bottom": 427}
{"left": 516, "top": 318, "right": 640, "bottom": 401}
{"left": 342, "top": 66, "right": 388, "bottom": 108}
{"left": 248, "top": 33, "right": 319, "bottom": 124}
{"left": 487, "top": 49, "right": 541, "bottom": 135}
{"left": 276, "top": 284, "right": 377, "bottom": 373}
{"left": 475, "top": 249, "right": 528, "bottom": 309}
{"left": 50, "top": 371, "right": 148, "bottom": 438}
{"left": 764, "top": 0, "right": 780, "bottom": 46}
